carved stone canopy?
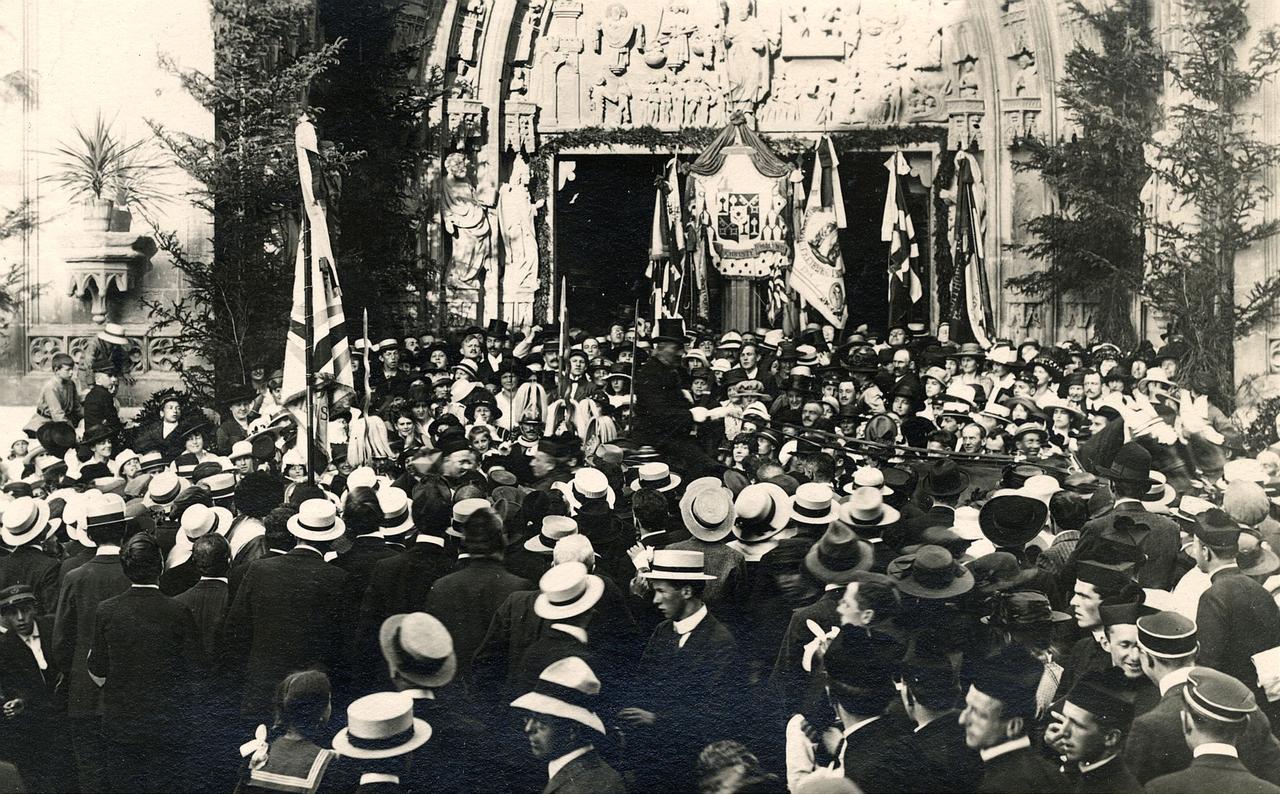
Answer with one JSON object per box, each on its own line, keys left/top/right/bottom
{"left": 64, "top": 233, "right": 157, "bottom": 324}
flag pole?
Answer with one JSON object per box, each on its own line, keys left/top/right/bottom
{"left": 302, "top": 203, "right": 316, "bottom": 486}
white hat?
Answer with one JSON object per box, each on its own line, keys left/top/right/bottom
{"left": 791, "top": 482, "right": 835, "bottom": 531}
{"left": 510, "top": 656, "right": 606, "bottom": 735}
{"left": 449, "top": 497, "right": 491, "bottom": 539}
{"left": 534, "top": 562, "right": 605, "bottom": 620}
{"left": 1, "top": 497, "right": 52, "bottom": 547}
{"left": 379, "top": 612, "right": 457, "bottom": 689}
{"left": 229, "top": 441, "right": 254, "bottom": 461}
{"left": 526, "top": 515, "right": 578, "bottom": 553}
{"left": 640, "top": 549, "right": 717, "bottom": 581}
{"left": 110, "top": 449, "right": 140, "bottom": 477}
{"left": 347, "top": 466, "right": 378, "bottom": 491}
{"left": 678, "top": 485, "right": 735, "bottom": 543}
{"left": 839, "top": 486, "right": 900, "bottom": 528}
{"left": 286, "top": 498, "right": 345, "bottom": 542}
{"left": 632, "top": 462, "right": 681, "bottom": 493}
{"left": 332, "top": 692, "right": 432, "bottom": 760}
{"left": 952, "top": 506, "right": 984, "bottom": 541}
{"left": 83, "top": 492, "right": 128, "bottom": 534}
{"left": 98, "top": 322, "right": 128, "bottom": 345}
{"left": 1022, "top": 475, "right": 1061, "bottom": 505}
{"left": 733, "top": 482, "right": 791, "bottom": 542}
{"left": 561, "top": 468, "right": 616, "bottom": 511}
{"left": 377, "top": 487, "right": 414, "bottom": 537}
{"left": 180, "top": 503, "right": 232, "bottom": 540}
{"left": 848, "top": 466, "right": 893, "bottom": 496}
{"left": 144, "top": 472, "right": 184, "bottom": 509}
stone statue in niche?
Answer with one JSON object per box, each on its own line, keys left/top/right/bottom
{"left": 1011, "top": 50, "right": 1037, "bottom": 96}
{"left": 497, "top": 156, "right": 542, "bottom": 319}
{"left": 509, "top": 65, "right": 530, "bottom": 94}
{"left": 457, "top": 0, "right": 488, "bottom": 70}
{"left": 596, "top": 3, "right": 641, "bottom": 76}
{"left": 514, "top": 0, "right": 546, "bottom": 63}
{"left": 955, "top": 58, "right": 980, "bottom": 98}
{"left": 590, "top": 73, "right": 632, "bottom": 125}
{"left": 724, "top": 0, "right": 778, "bottom": 117}
{"left": 782, "top": 1, "right": 845, "bottom": 58}
{"left": 653, "top": 1, "right": 695, "bottom": 72}
{"left": 441, "top": 152, "right": 493, "bottom": 291}
{"left": 921, "top": 27, "right": 943, "bottom": 70}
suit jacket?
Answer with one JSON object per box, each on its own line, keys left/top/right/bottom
{"left": 407, "top": 693, "right": 495, "bottom": 794}
{"left": 425, "top": 558, "right": 531, "bottom": 679}
{"left": 335, "top": 535, "right": 396, "bottom": 600}
{"left": 1128, "top": 679, "right": 1280, "bottom": 784}
{"left": 544, "top": 749, "right": 625, "bottom": 794}
{"left": 978, "top": 742, "right": 1062, "bottom": 794}
{"left": 0, "top": 546, "right": 60, "bottom": 616}
{"left": 175, "top": 578, "right": 230, "bottom": 660}
{"left": 52, "top": 553, "right": 131, "bottom": 717}
{"left": 1198, "top": 567, "right": 1280, "bottom": 691}
{"left": 840, "top": 713, "right": 913, "bottom": 790}
{"left": 215, "top": 417, "right": 251, "bottom": 456}
{"left": 132, "top": 419, "right": 186, "bottom": 460}
{"left": 159, "top": 559, "right": 199, "bottom": 596}
{"left": 1071, "top": 756, "right": 1143, "bottom": 794}
{"left": 224, "top": 547, "right": 353, "bottom": 716}
{"left": 1148, "top": 753, "right": 1280, "bottom": 794}
{"left": 1079, "top": 501, "right": 1183, "bottom": 590}
{"left": 632, "top": 356, "right": 694, "bottom": 446}
{"left": 772, "top": 588, "right": 841, "bottom": 714}
{"left": 863, "top": 711, "right": 983, "bottom": 794}
{"left": 358, "top": 540, "right": 456, "bottom": 643}
{"left": 82, "top": 384, "right": 121, "bottom": 433}
{"left": 469, "top": 589, "right": 540, "bottom": 706}
{"left": 87, "top": 586, "right": 201, "bottom": 744}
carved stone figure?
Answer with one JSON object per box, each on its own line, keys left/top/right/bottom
{"left": 782, "top": 1, "right": 845, "bottom": 58}
{"left": 514, "top": 0, "right": 546, "bottom": 63}
{"left": 654, "top": 1, "right": 695, "bottom": 72}
{"left": 457, "top": 0, "right": 488, "bottom": 68}
{"left": 596, "top": 3, "right": 641, "bottom": 76}
{"left": 441, "top": 152, "right": 492, "bottom": 290}
{"left": 1011, "top": 50, "right": 1037, "bottom": 96}
{"left": 956, "top": 58, "right": 980, "bottom": 98}
{"left": 590, "top": 73, "right": 632, "bottom": 125}
{"left": 498, "top": 156, "right": 542, "bottom": 320}
{"left": 724, "top": 0, "right": 778, "bottom": 117}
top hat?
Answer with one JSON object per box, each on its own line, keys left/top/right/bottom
{"left": 485, "top": 319, "right": 510, "bottom": 339}
{"left": 921, "top": 460, "right": 970, "bottom": 498}
{"left": 804, "top": 522, "right": 873, "bottom": 584}
{"left": 333, "top": 692, "right": 433, "bottom": 760}
{"left": 287, "top": 498, "right": 345, "bottom": 542}
{"left": 978, "top": 492, "right": 1048, "bottom": 548}
{"left": 534, "top": 561, "right": 605, "bottom": 620}
{"left": 889, "top": 545, "right": 974, "bottom": 599}
{"left": 509, "top": 656, "right": 607, "bottom": 734}
{"left": 679, "top": 484, "right": 736, "bottom": 543}
{"left": 380, "top": 612, "right": 457, "bottom": 689}
{"left": 652, "top": 318, "right": 686, "bottom": 344}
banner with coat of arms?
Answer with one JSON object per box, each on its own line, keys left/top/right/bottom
{"left": 789, "top": 136, "right": 849, "bottom": 328}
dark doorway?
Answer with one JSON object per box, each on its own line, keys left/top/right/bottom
{"left": 555, "top": 154, "right": 669, "bottom": 331}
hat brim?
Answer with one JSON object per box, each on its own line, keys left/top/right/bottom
{"left": 286, "top": 513, "right": 345, "bottom": 542}
{"left": 894, "top": 568, "right": 975, "bottom": 600}
{"left": 640, "top": 568, "right": 717, "bottom": 581}
{"left": 1, "top": 503, "right": 49, "bottom": 547}
{"left": 804, "top": 538, "right": 873, "bottom": 584}
{"left": 924, "top": 470, "right": 971, "bottom": 497}
{"left": 534, "top": 575, "right": 605, "bottom": 620}
{"left": 630, "top": 473, "right": 682, "bottom": 493}
{"left": 1243, "top": 547, "right": 1280, "bottom": 578}
{"left": 379, "top": 614, "right": 458, "bottom": 689}
{"left": 332, "top": 718, "right": 432, "bottom": 760}
{"left": 510, "top": 692, "right": 606, "bottom": 734}
{"left": 679, "top": 494, "right": 735, "bottom": 543}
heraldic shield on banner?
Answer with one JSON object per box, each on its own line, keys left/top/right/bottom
{"left": 789, "top": 136, "right": 849, "bottom": 328}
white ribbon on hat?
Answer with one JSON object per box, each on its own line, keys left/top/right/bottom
{"left": 801, "top": 619, "right": 840, "bottom": 673}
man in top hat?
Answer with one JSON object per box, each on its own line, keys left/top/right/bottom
{"left": 332, "top": 691, "right": 433, "bottom": 794}
{"left": 961, "top": 644, "right": 1060, "bottom": 793}
{"left": 0, "top": 496, "right": 61, "bottom": 614}
{"left": 482, "top": 319, "right": 513, "bottom": 379}
{"left": 628, "top": 549, "right": 741, "bottom": 789}
{"left": 1192, "top": 508, "right": 1280, "bottom": 710}
{"left": 83, "top": 360, "right": 123, "bottom": 433}
{"left": 1048, "top": 668, "right": 1143, "bottom": 792}
{"left": 224, "top": 498, "right": 353, "bottom": 719}
{"left": 24, "top": 352, "right": 81, "bottom": 435}
{"left": 1147, "top": 667, "right": 1280, "bottom": 794}
{"left": 425, "top": 506, "right": 531, "bottom": 680}
{"left": 87, "top": 532, "right": 202, "bottom": 792}
{"left": 52, "top": 491, "right": 132, "bottom": 792}
{"left": 1081, "top": 440, "right": 1183, "bottom": 590}
{"left": 511, "top": 656, "right": 625, "bottom": 794}
{"left": 215, "top": 382, "right": 259, "bottom": 456}
{"left": 1126, "top": 611, "right": 1280, "bottom": 785}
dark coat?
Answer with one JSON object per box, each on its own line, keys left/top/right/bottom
{"left": 771, "top": 588, "right": 841, "bottom": 715}
{"left": 977, "top": 741, "right": 1063, "bottom": 794}
{"left": 406, "top": 692, "right": 494, "bottom": 794}
{"left": 863, "top": 711, "right": 982, "bottom": 794}
{"left": 0, "top": 545, "right": 61, "bottom": 616}
{"left": 82, "top": 384, "right": 121, "bottom": 433}
{"left": 1127, "top": 678, "right": 1280, "bottom": 784}
{"left": 334, "top": 535, "right": 397, "bottom": 602}
{"left": 1071, "top": 757, "right": 1143, "bottom": 794}
{"left": 224, "top": 547, "right": 353, "bottom": 717}
{"left": 215, "top": 417, "right": 251, "bottom": 457}
{"left": 425, "top": 558, "right": 532, "bottom": 679}
{"left": 514, "top": 628, "right": 594, "bottom": 700}
{"left": 358, "top": 539, "right": 457, "bottom": 642}
{"left": 1079, "top": 500, "right": 1183, "bottom": 590}
{"left": 159, "top": 558, "right": 199, "bottom": 596}
{"left": 58, "top": 543, "right": 95, "bottom": 582}
{"left": 51, "top": 552, "right": 130, "bottom": 717}
{"left": 544, "top": 749, "right": 625, "bottom": 794}
{"left": 469, "top": 588, "right": 541, "bottom": 706}
{"left": 1147, "top": 753, "right": 1280, "bottom": 794}
{"left": 132, "top": 419, "right": 185, "bottom": 460}
{"left": 87, "top": 586, "right": 201, "bottom": 745}
{"left": 1198, "top": 567, "right": 1280, "bottom": 692}
{"left": 632, "top": 356, "right": 694, "bottom": 446}
{"left": 175, "top": 578, "right": 230, "bottom": 660}
{"left": 504, "top": 546, "right": 553, "bottom": 584}
{"left": 840, "top": 712, "right": 913, "bottom": 791}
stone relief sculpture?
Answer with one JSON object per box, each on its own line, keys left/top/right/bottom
{"left": 498, "top": 156, "right": 542, "bottom": 324}
{"left": 653, "top": 1, "right": 695, "bottom": 72}
{"left": 456, "top": 0, "right": 488, "bottom": 74}
{"left": 724, "top": 0, "right": 778, "bottom": 118}
{"left": 782, "top": 1, "right": 845, "bottom": 58}
{"left": 590, "top": 73, "right": 632, "bottom": 124}
{"left": 1011, "top": 49, "right": 1037, "bottom": 96}
{"left": 441, "top": 152, "right": 493, "bottom": 292}
{"left": 514, "top": 0, "right": 546, "bottom": 64}
{"left": 596, "top": 3, "right": 641, "bottom": 76}
{"left": 956, "top": 58, "right": 980, "bottom": 98}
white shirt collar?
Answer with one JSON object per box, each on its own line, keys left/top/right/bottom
{"left": 1194, "top": 742, "right": 1239, "bottom": 759}
{"left": 1079, "top": 754, "right": 1119, "bottom": 774}
{"left": 294, "top": 543, "right": 323, "bottom": 556}
{"left": 842, "top": 714, "right": 881, "bottom": 739}
{"left": 132, "top": 583, "right": 160, "bottom": 589}
{"left": 358, "top": 772, "right": 401, "bottom": 785}
{"left": 824, "top": 583, "right": 843, "bottom": 592}
{"left": 95, "top": 544, "right": 121, "bottom": 557}
{"left": 980, "top": 735, "right": 1031, "bottom": 762}
{"left": 199, "top": 576, "right": 230, "bottom": 583}
{"left": 415, "top": 534, "right": 445, "bottom": 548}
{"left": 547, "top": 745, "right": 593, "bottom": 781}
{"left": 673, "top": 604, "right": 708, "bottom": 637}
{"left": 550, "top": 623, "right": 588, "bottom": 644}
{"left": 1159, "top": 666, "right": 1193, "bottom": 696}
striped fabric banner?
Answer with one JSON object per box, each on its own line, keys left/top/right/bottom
{"left": 882, "top": 151, "right": 923, "bottom": 328}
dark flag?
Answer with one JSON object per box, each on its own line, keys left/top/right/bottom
{"left": 882, "top": 151, "right": 922, "bottom": 328}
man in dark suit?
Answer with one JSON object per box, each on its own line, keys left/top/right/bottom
{"left": 81, "top": 362, "right": 122, "bottom": 433}
{"left": 52, "top": 493, "right": 132, "bottom": 793}
{"left": 131, "top": 393, "right": 188, "bottom": 461}
{"left": 87, "top": 533, "right": 201, "bottom": 792}
{"left": 224, "top": 498, "right": 353, "bottom": 719}
{"left": 960, "top": 645, "right": 1060, "bottom": 794}
{"left": 334, "top": 488, "right": 396, "bottom": 598}
{"left": 0, "top": 585, "right": 67, "bottom": 792}
{"left": 175, "top": 534, "right": 232, "bottom": 659}
{"left": 1148, "top": 667, "right": 1280, "bottom": 794}
{"left": 0, "top": 496, "right": 61, "bottom": 614}
{"left": 510, "top": 656, "right": 625, "bottom": 794}
{"left": 1126, "top": 610, "right": 1280, "bottom": 784}
{"left": 511, "top": 561, "right": 605, "bottom": 701}
{"left": 213, "top": 383, "right": 256, "bottom": 456}
{"left": 425, "top": 507, "right": 531, "bottom": 680}
{"left": 1047, "top": 669, "right": 1143, "bottom": 793}
{"left": 1192, "top": 509, "right": 1280, "bottom": 710}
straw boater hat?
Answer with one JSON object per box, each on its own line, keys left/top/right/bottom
{"left": 632, "top": 462, "right": 681, "bottom": 493}
{"left": 846, "top": 466, "right": 893, "bottom": 497}
{"left": 379, "top": 612, "right": 457, "bottom": 689}
{"left": 639, "top": 549, "right": 717, "bottom": 581}
{"left": 203, "top": 472, "right": 237, "bottom": 505}
{"left": 510, "top": 656, "right": 607, "bottom": 735}
{"left": 534, "top": 561, "right": 605, "bottom": 621}
{"left": 144, "top": 472, "right": 184, "bottom": 510}
{"left": 678, "top": 483, "right": 736, "bottom": 543}
{"left": 839, "top": 486, "right": 901, "bottom": 530}
{"left": 559, "top": 468, "right": 616, "bottom": 511}
{"left": 286, "top": 498, "right": 345, "bottom": 542}
{"left": 1, "top": 497, "right": 55, "bottom": 547}
{"left": 733, "top": 483, "right": 791, "bottom": 542}
{"left": 180, "top": 503, "right": 233, "bottom": 540}
{"left": 377, "top": 487, "right": 414, "bottom": 539}
{"left": 525, "top": 515, "right": 579, "bottom": 553}
{"left": 333, "top": 692, "right": 432, "bottom": 760}
{"left": 791, "top": 482, "right": 836, "bottom": 534}
{"left": 229, "top": 441, "right": 255, "bottom": 463}
{"left": 449, "top": 497, "right": 490, "bottom": 539}
{"left": 98, "top": 322, "right": 129, "bottom": 346}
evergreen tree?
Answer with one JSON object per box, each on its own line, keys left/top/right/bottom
{"left": 1010, "top": 0, "right": 1164, "bottom": 348}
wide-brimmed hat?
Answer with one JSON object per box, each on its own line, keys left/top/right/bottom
{"left": 380, "top": 612, "right": 457, "bottom": 689}
{"left": 948, "top": 342, "right": 986, "bottom": 360}
{"left": 534, "top": 561, "right": 605, "bottom": 620}
{"left": 921, "top": 460, "right": 970, "bottom": 498}
{"left": 1028, "top": 355, "right": 1063, "bottom": 382}
{"left": 791, "top": 482, "right": 836, "bottom": 532}
{"left": 679, "top": 485, "right": 736, "bottom": 542}
{"left": 733, "top": 483, "right": 791, "bottom": 542}
{"left": 1, "top": 497, "right": 53, "bottom": 547}
{"left": 805, "top": 522, "right": 873, "bottom": 584}
{"left": 333, "top": 692, "right": 432, "bottom": 760}
{"left": 287, "top": 498, "right": 345, "bottom": 542}
{"left": 1097, "top": 442, "right": 1156, "bottom": 486}
{"left": 510, "top": 656, "right": 607, "bottom": 734}
{"left": 377, "top": 487, "right": 414, "bottom": 538}
{"left": 630, "top": 460, "right": 681, "bottom": 493}
{"left": 36, "top": 422, "right": 77, "bottom": 458}
{"left": 839, "top": 486, "right": 901, "bottom": 530}
{"left": 449, "top": 497, "right": 490, "bottom": 539}
{"left": 1011, "top": 423, "right": 1047, "bottom": 443}
{"left": 525, "top": 515, "right": 578, "bottom": 553}
{"left": 219, "top": 383, "right": 258, "bottom": 407}
{"left": 1238, "top": 533, "right": 1280, "bottom": 577}
{"left": 889, "top": 545, "right": 974, "bottom": 599}
{"left": 983, "top": 590, "right": 1071, "bottom": 626}
{"left": 180, "top": 503, "right": 233, "bottom": 540}
{"left": 98, "top": 322, "right": 129, "bottom": 345}
{"left": 640, "top": 549, "right": 717, "bottom": 581}
{"left": 979, "top": 491, "right": 1048, "bottom": 548}
{"left": 80, "top": 423, "right": 117, "bottom": 448}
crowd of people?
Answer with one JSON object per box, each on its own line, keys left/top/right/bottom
{"left": 3, "top": 314, "right": 1280, "bottom": 793}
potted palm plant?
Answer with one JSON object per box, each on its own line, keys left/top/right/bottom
{"left": 45, "top": 114, "right": 164, "bottom": 233}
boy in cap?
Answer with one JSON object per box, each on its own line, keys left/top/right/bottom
{"left": 1047, "top": 668, "right": 1142, "bottom": 792}
{"left": 24, "top": 352, "right": 81, "bottom": 434}
{"left": 960, "top": 644, "right": 1059, "bottom": 793}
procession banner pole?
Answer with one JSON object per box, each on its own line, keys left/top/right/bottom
{"left": 629, "top": 296, "right": 640, "bottom": 389}
{"left": 302, "top": 204, "right": 316, "bottom": 486}
{"left": 362, "top": 308, "right": 371, "bottom": 419}
{"left": 556, "top": 275, "right": 568, "bottom": 403}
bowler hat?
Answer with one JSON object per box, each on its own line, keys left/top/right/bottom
{"left": 1097, "top": 442, "right": 1156, "bottom": 486}
{"left": 921, "top": 460, "right": 970, "bottom": 498}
